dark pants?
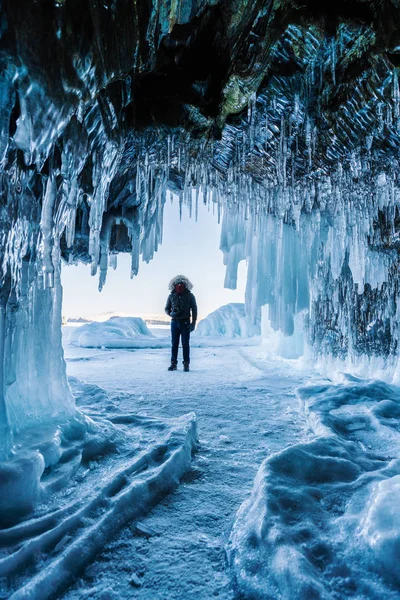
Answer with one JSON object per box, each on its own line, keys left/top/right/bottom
{"left": 171, "top": 319, "right": 190, "bottom": 363}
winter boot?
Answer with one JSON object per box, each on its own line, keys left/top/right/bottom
{"left": 168, "top": 361, "right": 177, "bottom": 371}
{"left": 183, "top": 362, "right": 190, "bottom": 372}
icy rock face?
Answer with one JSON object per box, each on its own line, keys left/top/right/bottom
{"left": 215, "top": 21, "right": 400, "bottom": 360}
{"left": 1, "top": 0, "right": 400, "bottom": 456}
{"left": 196, "top": 303, "right": 260, "bottom": 338}
{"left": 221, "top": 189, "right": 399, "bottom": 359}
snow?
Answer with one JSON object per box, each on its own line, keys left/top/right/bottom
{"left": 228, "top": 374, "right": 400, "bottom": 600}
{"left": 0, "top": 371, "right": 197, "bottom": 599}
{"left": 66, "top": 312, "right": 261, "bottom": 350}
{"left": 195, "top": 303, "right": 260, "bottom": 338}
{"left": 60, "top": 339, "right": 307, "bottom": 599}
{"left": 2, "top": 325, "right": 400, "bottom": 598}
{"left": 361, "top": 475, "right": 400, "bottom": 580}
{"left": 69, "top": 316, "right": 162, "bottom": 349}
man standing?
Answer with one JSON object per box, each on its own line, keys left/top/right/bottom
{"left": 165, "top": 275, "right": 197, "bottom": 372}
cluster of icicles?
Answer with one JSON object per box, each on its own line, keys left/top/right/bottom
{"left": 4, "top": 69, "right": 400, "bottom": 345}
{"left": 4, "top": 18, "right": 400, "bottom": 300}
{"left": 1, "top": 20, "right": 400, "bottom": 455}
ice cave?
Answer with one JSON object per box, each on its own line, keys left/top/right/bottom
{"left": 2, "top": 0, "right": 400, "bottom": 598}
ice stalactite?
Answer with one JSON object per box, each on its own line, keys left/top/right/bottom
{"left": 0, "top": 170, "right": 71, "bottom": 459}
{"left": 220, "top": 168, "right": 400, "bottom": 362}
{"left": 0, "top": 287, "right": 11, "bottom": 459}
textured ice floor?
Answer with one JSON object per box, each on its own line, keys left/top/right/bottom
{"left": 4, "top": 330, "right": 399, "bottom": 599}
{"left": 229, "top": 374, "right": 400, "bottom": 600}
{"left": 61, "top": 335, "right": 309, "bottom": 599}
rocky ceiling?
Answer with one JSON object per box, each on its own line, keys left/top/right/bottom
{"left": 2, "top": 1, "right": 400, "bottom": 166}
{"left": 1, "top": 0, "right": 400, "bottom": 265}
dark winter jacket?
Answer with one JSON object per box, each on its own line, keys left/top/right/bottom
{"left": 165, "top": 289, "right": 198, "bottom": 323}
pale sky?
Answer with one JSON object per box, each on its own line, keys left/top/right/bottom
{"left": 61, "top": 197, "right": 247, "bottom": 319}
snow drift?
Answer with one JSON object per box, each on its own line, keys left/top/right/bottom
{"left": 196, "top": 303, "right": 260, "bottom": 338}
{"left": 228, "top": 375, "right": 400, "bottom": 599}
{"left": 69, "top": 316, "right": 168, "bottom": 349}
{"left": 67, "top": 312, "right": 260, "bottom": 350}
{"left": 0, "top": 377, "right": 197, "bottom": 599}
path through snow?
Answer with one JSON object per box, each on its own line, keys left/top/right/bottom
{"left": 63, "top": 337, "right": 309, "bottom": 599}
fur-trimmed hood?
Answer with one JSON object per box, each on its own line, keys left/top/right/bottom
{"left": 168, "top": 275, "right": 193, "bottom": 291}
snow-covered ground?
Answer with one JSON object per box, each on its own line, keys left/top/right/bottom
{"left": 60, "top": 336, "right": 308, "bottom": 600}
{"left": 2, "top": 327, "right": 400, "bottom": 599}
{"left": 229, "top": 374, "right": 400, "bottom": 599}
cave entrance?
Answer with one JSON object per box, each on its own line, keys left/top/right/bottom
{"left": 61, "top": 196, "right": 248, "bottom": 348}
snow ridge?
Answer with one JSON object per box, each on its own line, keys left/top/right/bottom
{"left": 196, "top": 303, "right": 260, "bottom": 338}
{"left": 228, "top": 375, "right": 400, "bottom": 599}
{"left": 1, "top": 379, "right": 197, "bottom": 599}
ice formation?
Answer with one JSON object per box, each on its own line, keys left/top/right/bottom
{"left": 1, "top": 0, "right": 400, "bottom": 539}
{"left": 69, "top": 316, "right": 156, "bottom": 348}
{"left": 196, "top": 303, "right": 260, "bottom": 338}
{"left": 228, "top": 376, "right": 400, "bottom": 599}
{"left": 0, "top": 377, "right": 197, "bottom": 598}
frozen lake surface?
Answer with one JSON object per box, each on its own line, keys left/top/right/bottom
{"left": 62, "top": 330, "right": 308, "bottom": 599}
{"left": 3, "top": 328, "right": 400, "bottom": 599}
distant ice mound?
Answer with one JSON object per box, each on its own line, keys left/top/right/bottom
{"left": 69, "top": 317, "right": 161, "bottom": 348}
{"left": 196, "top": 303, "right": 260, "bottom": 338}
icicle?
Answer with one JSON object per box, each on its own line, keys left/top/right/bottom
{"left": 130, "top": 230, "right": 140, "bottom": 277}
{"left": 40, "top": 173, "right": 57, "bottom": 289}
{"left": 195, "top": 186, "right": 199, "bottom": 221}
{"left": 136, "top": 160, "right": 141, "bottom": 204}
{"left": 248, "top": 92, "right": 257, "bottom": 149}
{"left": 331, "top": 38, "right": 336, "bottom": 86}
{"left": 278, "top": 116, "right": 287, "bottom": 190}
{"left": 265, "top": 112, "right": 269, "bottom": 151}
{"left": 393, "top": 69, "right": 400, "bottom": 131}
{"left": 109, "top": 254, "right": 117, "bottom": 270}
{"left": 377, "top": 101, "right": 384, "bottom": 135}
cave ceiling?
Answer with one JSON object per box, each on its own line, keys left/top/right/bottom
{"left": 1, "top": 0, "right": 400, "bottom": 263}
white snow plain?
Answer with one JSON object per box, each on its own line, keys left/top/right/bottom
{"left": 2, "top": 324, "right": 400, "bottom": 599}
